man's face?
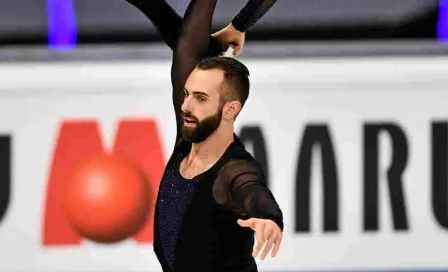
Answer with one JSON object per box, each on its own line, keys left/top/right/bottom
{"left": 181, "top": 68, "right": 225, "bottom": 143}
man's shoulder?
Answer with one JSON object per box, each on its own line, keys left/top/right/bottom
{"left": 221, "top": 143, "right": 265, "bottom": 178}
{"left": 227, "top": 134, "right": 256, "bottom": 160}
{"left": 228, "top": 142, "right": 254, "bottom": 161}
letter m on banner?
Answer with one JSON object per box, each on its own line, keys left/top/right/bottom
{"left": 42, "top": 119, "right": 166, "bottom": 245}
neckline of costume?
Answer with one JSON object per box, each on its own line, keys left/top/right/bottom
{"left": 176, "top": 133, "right": 244, "bottom": 182}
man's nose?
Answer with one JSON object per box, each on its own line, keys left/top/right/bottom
{"left": 181, "top": 96, "right": 192, "bottom": 113}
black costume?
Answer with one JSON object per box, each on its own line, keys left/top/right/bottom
{"left": 126, "top": 1, "right": 282, "bottom": 271}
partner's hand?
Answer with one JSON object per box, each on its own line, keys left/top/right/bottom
{"left": 212, "top": 23, "right": 245, "bottom": 56}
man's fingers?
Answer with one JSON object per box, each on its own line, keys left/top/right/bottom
{"left": 271, "top": 232, "right": 283, "bottom": 257}
{"left": 252, "top": 223, "right": 266, "bottom": 258}
{"left": 237, "top": 219, "right": 254, "bottom": 229}
{"left": 242, "top": 219, "right": 283, "bottom": 259}
{"left": 253, "top": 239, "right": 265, "bottom": 258}
{"left": 260, "top": 235, "right": 276, "bottom": 260}
{"left": 260, "top": 225, "right": 277, "bottom": 260}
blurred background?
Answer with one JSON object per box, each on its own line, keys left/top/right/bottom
{"left": 1, "top": 1, "right": 448, "bottom": 272}
{"left": 1, "top": 0, "right": 448, "bottom": 57}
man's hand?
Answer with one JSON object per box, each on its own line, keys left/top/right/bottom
{"left": 237, "top": 218, "right": 282, "bottom": 260}
{"left": 212, "top": 23, "right": 245, "bottom": 56}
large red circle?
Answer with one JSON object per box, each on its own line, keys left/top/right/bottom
{"left": 64, "top": 153, "right": 150, "bottom": 243}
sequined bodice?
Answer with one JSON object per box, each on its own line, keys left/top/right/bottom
{"left": 156, "top": 151, "right": 201, "bottom": 270}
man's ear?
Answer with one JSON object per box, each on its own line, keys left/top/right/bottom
{"left": 223, "top": 101, "right": 242, "bottom": 120}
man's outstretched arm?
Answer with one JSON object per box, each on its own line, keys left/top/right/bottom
{"left": 213, "top": 160, "right": 284, "bottom": 260}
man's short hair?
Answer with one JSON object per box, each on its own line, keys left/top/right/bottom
{"left": 196, "top": 57, "right": 250, "bottom": 108}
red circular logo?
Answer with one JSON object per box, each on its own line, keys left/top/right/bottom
{"left": 64, "top": 153, "right": 150, "bottom": 243}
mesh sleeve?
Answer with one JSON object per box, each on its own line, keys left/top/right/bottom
{"left": 126, "top": 0, "right": 277, "bottom": 141}
{"left": 213, "top": 160, "right": 284, "bottom": 231}
{"left": 127, "top": 0, "right": 222, "bottom": 141}
{"left": 231, "top": 0, "right": 278, "bottom": 32}
{"left": 170, "top": 0, "right": 223, "bottom": 139}
{"left": 125, "top": 0, "right": 182, "bottom": 50}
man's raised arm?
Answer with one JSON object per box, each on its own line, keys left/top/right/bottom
{"left": 170, "top": 0, "right": 221, "bottom": 139}
{"left": 126, "top": 0, "right": 278, "bottom": 139}
{"left": 125, "top": 0, "right": 182, "bottom": 51}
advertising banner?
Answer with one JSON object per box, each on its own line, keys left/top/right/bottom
{"left": 0, "top": 56, "right": 448, "bottom": 271}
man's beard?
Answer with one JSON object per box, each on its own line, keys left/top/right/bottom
{"left": 181, "top": 108, "right": 223, "bottom": 143}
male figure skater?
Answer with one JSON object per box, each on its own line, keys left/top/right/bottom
{"left": 126, "top": 1, "right": 283, "bottom": 271}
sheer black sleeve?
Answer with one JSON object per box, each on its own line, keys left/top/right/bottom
{"left": 171, "top": 0, "right": 222, "bottom": 140}
{"left": 125, "top": 0, "right": 182, "bottom": 50}
{"left": 231, "top": 0, "right": 278, "bottom": 32}
{"left": 127, "top": 0, "right": 222, "bottom": 141}
{"left": 126, "top": 0, "right": 276, "bottom": 142}
{"left": 213, "top": 160, "right": 284, "bottom": 231}
{"left": 126, "top": 0, "right": 277, "bottom": 49}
